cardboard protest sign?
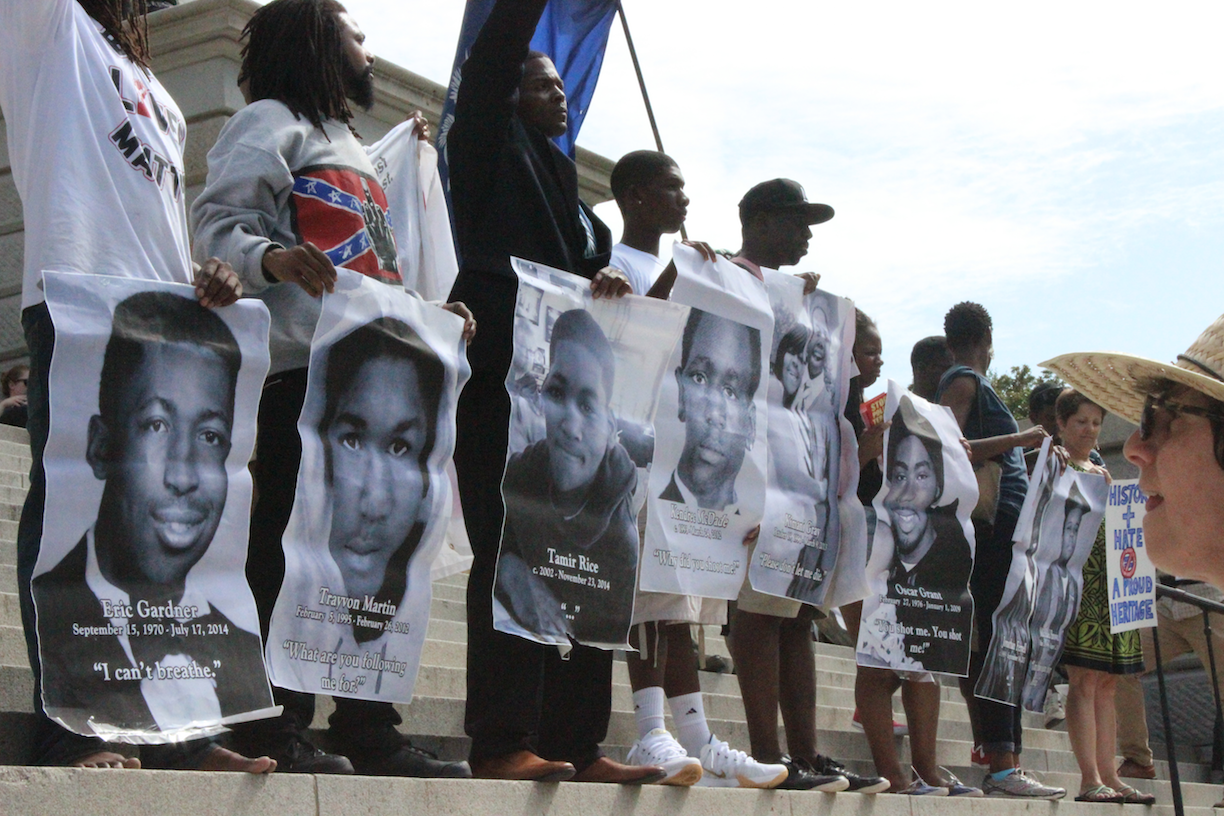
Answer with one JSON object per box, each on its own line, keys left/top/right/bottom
{"left": 748, "top": 273, "right": 855, "bottom": 606}
{"left": 640, "top": 246, "right": 773, "bottom": 600}
{"left": 856, "top": 381, "right": 977, "bottom": 676}
{"left": 1105, "top": 480, "right": 1156, "bottom": 633}
{"left": 493, "top": 258, "right": 687, "bottom": 649}
{"left": 34, "top": 272, "right": 277, "bottom": 743}
{"left": 266, "top": 271, "right": 470, "bottom": 702}
{"left": 976, "top": 441, "right": 1108, "bottom": 709}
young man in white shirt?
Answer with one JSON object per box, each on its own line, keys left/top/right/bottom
{"left": 0, "top": 0, "right": 260, "bottom": 772}
{"left": 608, "top": 151, "right": 688, "bottom": 296}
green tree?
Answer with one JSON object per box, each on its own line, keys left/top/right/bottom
{"left": 989, "top": 365, "right": 1063, "bottom": 419}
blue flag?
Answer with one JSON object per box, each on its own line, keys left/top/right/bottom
{"left": 437, "top": 0, "right": 618, "bottom": 197}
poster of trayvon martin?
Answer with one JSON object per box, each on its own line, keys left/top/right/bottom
{"left": 33, "top": 272, "right": 277, "bottom": 744}
{"left": 748, "top": 270, "right": 856, "bottom": 606}
{"left": 640, "top": 244, "right": 773, "bottom": 600}
{"left": 493, "top": 258, "right": 687, "bottom": 649}
{"left": 856, "top": 381, "right": 977, "bottom": 676}
{"left": 266, "top": 270, "right": 470, "bottom": 702}
{"left": 975, "top": 440, "right": 1108, "bottom": 709}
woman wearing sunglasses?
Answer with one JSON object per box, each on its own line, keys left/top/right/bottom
{"left": 1043, "top": 315, "right": 1224, "bottom": 591}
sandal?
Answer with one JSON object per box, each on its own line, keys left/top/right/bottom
{"left": 1076, "top": 785, "right": 1125, "bottom": 803}
{"left": 1117, "top": 785, "right": 1156, "bottom": 805}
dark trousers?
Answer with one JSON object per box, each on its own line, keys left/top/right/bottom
{"left": 451, "top": 270, "right": 611, "bottom": 769}
{"left": 965, "top": 509, "right": 1024, "bottom": 756}
{"left": 230, "top": 369, "right": 402, "bottom": 755}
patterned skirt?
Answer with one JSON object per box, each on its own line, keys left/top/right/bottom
{"left": 1061, "top": 528, "right": 1144, "bottom": 674}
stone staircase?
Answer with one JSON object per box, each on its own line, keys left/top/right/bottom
{"left": 1, "top": 421, "right": 1222, "bottom": 814}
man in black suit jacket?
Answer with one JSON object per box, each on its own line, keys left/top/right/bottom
{"left": 444, "top": 0, "right": 656, "bottom": 785}
{"left": 32, "top": 292, "right": 272, "bottom": 751}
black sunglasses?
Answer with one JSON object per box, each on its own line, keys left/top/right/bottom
{"left": 1140, "top": 394, "right": 1224, "bottom": 441}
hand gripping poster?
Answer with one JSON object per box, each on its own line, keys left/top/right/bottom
{"left": 266, "top": 270, "right": 470, "bottom": 702}
{"left": 856, "top": 382, "right": 977, "bottom": 676}
{"left": 748, "top": 271, "right": 856, "bottom": 606}
{"left": 1104, "top": 480, "right": 1156, "bottom": 633}
{"left": 975, "top": 441, "right": 1108, "bottom": 709}
{"left": 640, "top": 245, "right": 773, "bottom": 600}
{"left": 34, "top": 272, "right": 277, "bottom": 744}
{"left": 493, "top": 258, "right": 687, "bottom": 649}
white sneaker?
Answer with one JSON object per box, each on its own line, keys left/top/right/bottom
{"left": 695, "top": 735, "right": 788, "bottom": 789}
{"left": 626, "top": 729, "right": 702, "bottom": 786}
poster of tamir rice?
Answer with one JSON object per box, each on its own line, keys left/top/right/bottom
{"left": 34, "top": 272, "right": 277, "bottom": 744}
{"left": 493, "top": 258, "right": 687, "bottom": 649}
{"left": 748, "top": 270, "right": 855, "bottom": 606}
{"left": 1104, "top": 480, "right": 1156, "bottom": 634}
{"left": 266, "top": 270, "right": 470, "bottom": 702}
{"left": 640, "top": 244, "right": 773, "bottom": 600}
{"left": 976, "top": 441, "right": 1107, "bottom": 709}
{"left": 856, "top": 382, "right": 976, "bottom": 676}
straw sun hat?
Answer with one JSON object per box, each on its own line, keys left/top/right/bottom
{"left": 1041, "top": 313, "right": 1224, "bottom": 425}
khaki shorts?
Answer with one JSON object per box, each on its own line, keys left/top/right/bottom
{"left": 736, "top": 577, "right": 804, "bottom": 618}
{"left": 632, "top": 588, "right": 727, "bottom": 626}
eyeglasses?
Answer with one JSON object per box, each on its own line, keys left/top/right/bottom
{"left": 1139, "top": 394, "right": 1224, "bottom": 441}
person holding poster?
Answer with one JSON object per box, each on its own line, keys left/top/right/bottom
{"left": 35, "top": 287, "right": 274, "bottom": 748}
{"left": 444, "top": 0, "right": 655, "bottom": 785}
{"left": 609, "top": 150, "right": 688, "bottom": 296}
{"left": 936, "top": 302, "right": 1063, "bottom": 798}
{"left": 855, "top": 384, "right": 979, "bottom": 795}
{"left": 1044, "top": 390, "right": 1150, "bottom": 804}
{"left": 0, "top": 0, "right": 253, "bottom": 772}
{"left": 191, "top": 0, "right": 473, "bottom": 777}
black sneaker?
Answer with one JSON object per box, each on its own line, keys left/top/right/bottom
{"left": 812, "top": 754, "right": 889, "bottom": 793}
{"left": 350, "top": 740, "right": 472, "bottom": 778}
{"left": 777, "top": 755, "right": 849, "bottom": 791}
{"left": 271, "top": 734, "right": 354, "bottom": 774}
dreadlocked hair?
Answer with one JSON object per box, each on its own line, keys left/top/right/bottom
{"left": 240, "top": 0, "right": 354, "bottom": 133}
{"left": 78, "top": 0, "right": 150, "bottom": 67}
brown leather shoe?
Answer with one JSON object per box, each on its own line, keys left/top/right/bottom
{"left": 471, "top": 750, "right": 575, "bottom": 782}
{"left": 1118, "top": 759, "right": 1157, "bottom": 780}
{"left": 571, "top": 756, "right": 667, "bottom": 784}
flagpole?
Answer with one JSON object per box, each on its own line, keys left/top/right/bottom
{"left": 615, "top": 1, "right": 687, "bottom": 240}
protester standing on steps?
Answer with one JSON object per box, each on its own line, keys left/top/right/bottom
{"left": 609, "top": 150, "right": 788, "bottom": 789}
{"left": 445, "top": 0, "right": 662, "bottom": 785}
{"left": 191, "top": 0, "right": 473, "bottom": 778}
{"left": 0, "top": 0, "right": 283, "bottom": 774}
{"left": 936, "top": 302, "right": 1065, "bottom": 798}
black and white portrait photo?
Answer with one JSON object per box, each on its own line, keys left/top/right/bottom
{"left": 750, "top": 274, "right": 854, "bottom": 605}
{"left": 266, "top": 271, "right": 469, "bottom": 702}
{"left": 857, "top": 382, "right": 977, "bottom": 676}
{"left": 34, "top": 274, "right": 275, "bottom": 742}
{"left": 642, "top": 246, "right": 773, "bottom": 600}
{"left": 494, "top": 260, "right": 686, "bottom": 648}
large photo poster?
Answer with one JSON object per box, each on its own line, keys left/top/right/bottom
{"left": 493, "top": 258, "right": 688, "bottom": 649}
{"left": 975, "top": 442, "right": 1108, "bottom": 709}
{"left": 266, "top": 271, "right": 470, "bottom": 702}
{"left": 749, "top": 271, "right": 855, "bottom": 605}
{"left": 641, "top": 245, "right": 773, "bottom": 600}
{"left": 856, "top": 381, "right": 977, "bottom": 676}
{"left": 34, "top": 272, "right": 277, "bottom": 744}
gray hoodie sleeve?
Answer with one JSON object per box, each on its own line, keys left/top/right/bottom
{"left": 190, "top": 120, "right": 296, "bottom": 295}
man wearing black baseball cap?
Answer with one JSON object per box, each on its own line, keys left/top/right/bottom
{"left": 732, "top": 179, "right": 835, "bottom": 276}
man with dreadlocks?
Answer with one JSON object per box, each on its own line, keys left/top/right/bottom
{"left": 0, "top": 0, "right": 266, "bottom": 772}
{"left": 191, "top": 0, "right": 474, "bottom": 778}
{"left": 444, "top": 0, "right": 658, "bottom": 786}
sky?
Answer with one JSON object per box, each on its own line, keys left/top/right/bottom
{"left": 341, "top": 0, "right": 1224, "bottom": 395}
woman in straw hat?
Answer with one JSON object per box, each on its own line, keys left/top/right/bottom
{"left": 1042, "top": 315, "right": 1224, "bottom": 590}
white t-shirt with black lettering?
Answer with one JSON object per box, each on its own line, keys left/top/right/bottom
{"left": 0, "top": 0, "right": 192, "bottom": 309}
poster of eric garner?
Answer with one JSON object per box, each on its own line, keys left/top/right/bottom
{"left": 493, "top": 258, "right": 687, "bottom": 649}
{"left": 1105, "top": 480, "right": 1156, "bottom": 633}
{"left": 975, "top": 440, "right": 1107, "bottom": 710}
{"left": 640, "top": 244, "right": 773, "bottom": 601}
{"left": 266, "top": 271, "right": 470, "bottom": 702}
{"left": 856, "top": 381, "right": 977, "bottom": 676}
{"left": 33, "top": 272, "right": 277, "bottom": 744}
{"left": 748, "top": 270, "right": 855, "bottom": 606}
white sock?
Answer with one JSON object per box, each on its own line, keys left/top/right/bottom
{"left": 632, "top": 686, "right": 666, "bottom": 740}
{"left": 668, "top": 692, "right": 711, "bottom": 757}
